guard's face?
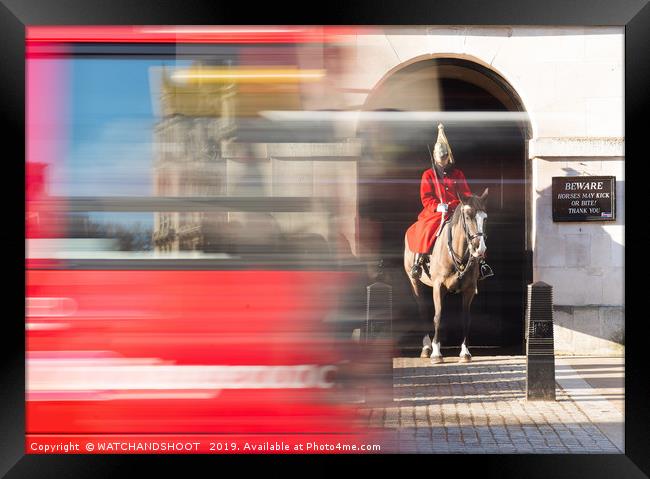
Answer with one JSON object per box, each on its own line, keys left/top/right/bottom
{"left": 434, "top": 144, "right": 450, "bottom": 168}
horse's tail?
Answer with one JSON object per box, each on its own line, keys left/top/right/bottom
{"left": 404, "top": 231, "right": 414, "bottom": 257}
{"left": 404, "top": 231, "right": 415, "bottom": 276}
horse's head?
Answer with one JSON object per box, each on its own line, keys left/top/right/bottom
{"left": 458, "top": 188, "right": 489, "bottom": 259}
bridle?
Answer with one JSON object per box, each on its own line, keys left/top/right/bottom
{"left": 446, "top": 205, "right": 486, "bottom": 280}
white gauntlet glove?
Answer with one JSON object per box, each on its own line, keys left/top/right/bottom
{"left": 436, "top": 203, "right": 448, "bottom": 213}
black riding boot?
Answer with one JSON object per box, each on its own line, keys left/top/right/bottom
{"left": 479, "top": 260, "right": 494, "bottom": 280}
{"left": 410, "top": 253, "right": 426, "bottom": 279}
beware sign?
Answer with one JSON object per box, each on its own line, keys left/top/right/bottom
{"left": 552, "top": 176, "right": 616, "bottom": 222}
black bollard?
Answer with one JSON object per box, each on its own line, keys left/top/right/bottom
{"left": 525, "top": 281, "right": 556, "bottom": 401}
{"left": 365, "top": 280, "right": 392, "bottom": 341}
{"left": 363, "top": 261, "right": 394, "bottom": 405}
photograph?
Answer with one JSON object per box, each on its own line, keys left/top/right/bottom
{"left": 23, "top": 24, "right": 625, "bottom": 455}
{"left": 1, "top": 0, "right": 647, "bottom": 475}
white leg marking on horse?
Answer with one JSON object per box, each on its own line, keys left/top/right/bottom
{"left": 431, "top": 341, "right": 442, "bottom": 358}
{"left": 460, "top": 342, "right": 471, "bottom": 358}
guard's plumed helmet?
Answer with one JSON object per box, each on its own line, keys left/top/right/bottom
{"left": 434, "top": 123, "right": 454, "bottom": 165}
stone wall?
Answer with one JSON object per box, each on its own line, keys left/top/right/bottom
{"left": 531, "top": 140, "right": 624, "bottom": 355}
{"left": 337, "top": 26, "right": 624, "bottom": 140}
{"left": 335, "top": 27, "right": 625, "bottom": 355}
{"left": 554, "top": 305, "right": 624, "bottom": 355}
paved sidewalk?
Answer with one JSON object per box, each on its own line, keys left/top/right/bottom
{"left": 361, "top": 355, "right": 624, "bottom": 454}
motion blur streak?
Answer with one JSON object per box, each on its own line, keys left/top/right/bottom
{"left": 25, "top": 27, "right": 394, "bottom": 444}
{"left": 171, "top": 67, "right": 326, "bottom": 83}
{"left": 28, "top": 361, "right": 338, "bottom": 392}
{"left": 260, "top": 110, "right": 531, "bottom": 123}
{"left": 26, "top": 270, "right": 379, "bottom": 434}
{"left": 26, "top": 26, "right": 371, "bottom": 44}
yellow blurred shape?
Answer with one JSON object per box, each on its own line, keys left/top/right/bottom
{"left": 161, "top": 65, "right": 309, "bottom": 117}
{"left": 171, "top": 67, "right": 326, "bottom": 84}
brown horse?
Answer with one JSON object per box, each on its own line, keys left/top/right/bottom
{"left": 403, "top": 189, "right": 488, "bottom": 363}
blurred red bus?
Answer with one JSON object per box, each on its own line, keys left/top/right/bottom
{"left": 25, "top": 26, "right": 391, "bottom": 453}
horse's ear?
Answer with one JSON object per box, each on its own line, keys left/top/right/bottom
{"left": 480, "top": 188, "right": 489, "bottom": 201}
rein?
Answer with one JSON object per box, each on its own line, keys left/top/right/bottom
{"left": 446, "top": 207, "right": 484, "bottom": 280}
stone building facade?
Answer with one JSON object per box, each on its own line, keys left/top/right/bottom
{"left": 152, "top": 62, "right": 360, "bottom": 258}
{"left": 152, "top": 27, "right": 624, "bottom": 355}
{"left": 333, "top": 26, "right": 625, "bottom": 355}
{"left": 152, "top": 72, "right": 235, "bottom": 253}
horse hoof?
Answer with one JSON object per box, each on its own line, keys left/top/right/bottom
{"left": 420, "top": 347, "right": 432, "bottom": 358}
{"left": 430, "top": 355, "right": 443, "bottom": 364}
{"left": 459, "top": 355, "right": 472, "bottom": 363}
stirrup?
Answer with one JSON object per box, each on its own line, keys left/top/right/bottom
{"left": 410, "top": 263, "right": 422, "bottom": 279}
{"left": 479, "top": 262, "right": 494, "bottom": 280}
{"left": 410, "top": 254, "right": 424, "bottom": 279}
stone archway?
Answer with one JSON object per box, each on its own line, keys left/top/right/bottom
{"left": 357, "top": 57, "right": 532, "bottom": 355}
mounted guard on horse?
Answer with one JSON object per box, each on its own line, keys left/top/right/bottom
{"left": 404, "top": 123, "right": 493, "bottom": 363}
{"left": 406, "top": 123, "right": 493, "bottom": 281}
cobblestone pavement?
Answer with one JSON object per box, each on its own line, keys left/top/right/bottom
{"left": 360, "top": 356, "right": 622, "bottom": 454}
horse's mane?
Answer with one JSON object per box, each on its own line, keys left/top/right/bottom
{"left": 449, "top": 195, "right": 486, "bottom": 227}
{"left": 450, "top": 204, "right": 463, "bottom": 227}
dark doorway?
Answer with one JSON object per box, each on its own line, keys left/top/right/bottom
{"left": 358, "top": 58, "right": 530, "bottom": 356}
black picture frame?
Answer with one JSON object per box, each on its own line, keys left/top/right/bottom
{"left": 2, "top": 0, "right": 647, "bottom": 476}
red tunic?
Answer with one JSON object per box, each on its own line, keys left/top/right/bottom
{"left": 406, "top": 166, "right": 472, "bottom": 253}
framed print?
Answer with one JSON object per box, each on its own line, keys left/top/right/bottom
{"left": 1, "top": 0, "right": 648, "bottom": 476}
